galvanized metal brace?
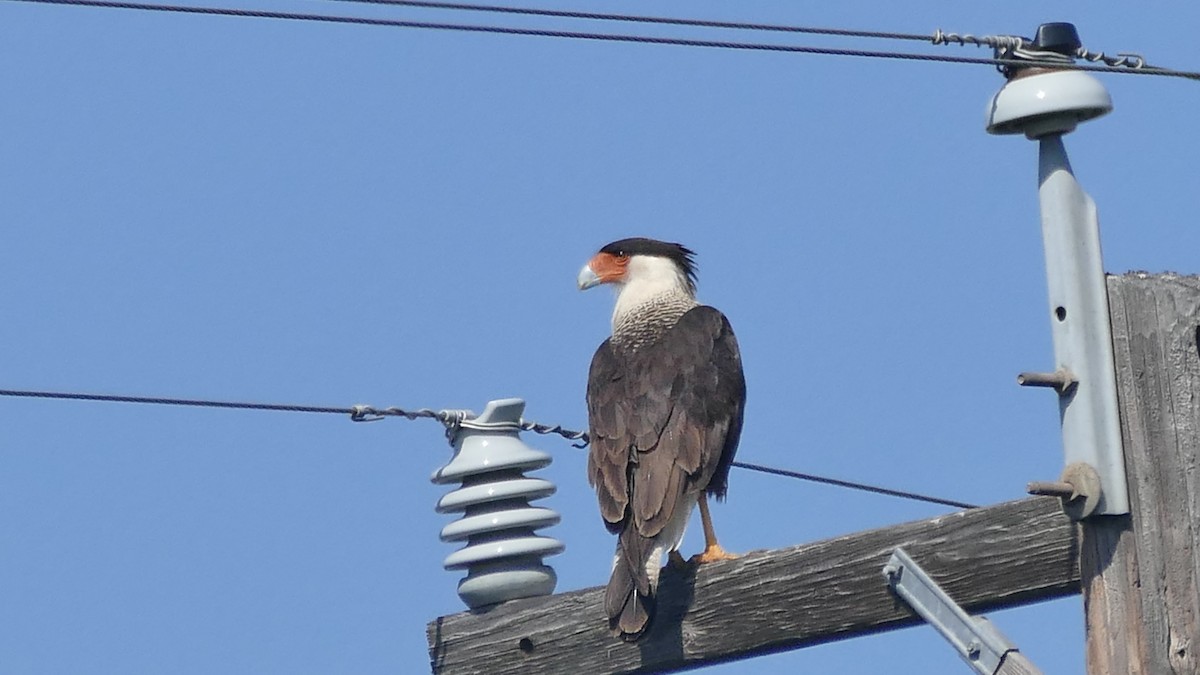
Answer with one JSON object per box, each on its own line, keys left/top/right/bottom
{"left": 883, "top": 548, "right": 1035, "bottom": 675}
{"left": 986, "top": 24, "right": 1131, "bottom": 518}
{"left": 1029, "top": 135, "right": 1130, "bottom": 515}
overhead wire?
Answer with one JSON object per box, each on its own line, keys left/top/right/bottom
{"left": 0, "top": 387, "right": 453, "bottom": 422}
{"left": 325, "top": 0, "right": 933, "bottom": 42}
{"left": 729, "top": 461, "right": 977, "bottom": 510}
{"left": 5, "top": 0, "right": 1199, "bottom": 80}
{"left": 1, "top": 386, "right": 977, "bottom": 509}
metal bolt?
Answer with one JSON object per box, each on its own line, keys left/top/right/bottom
{"left": 1017, "top": 368, "right": 1078, "bottom": 395}
{"left": 1028, "top": 463, "right": 1104, "bottom": 521}
{"left": 882, "top": 563, "right": 901, "bottom": 581}
{"left": 1027, "top": 480, "right": 1079, "bottom": 500}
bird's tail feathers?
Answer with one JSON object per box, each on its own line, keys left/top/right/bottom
{"left": 605, "top": 527, "right": 658, "bottom": 641}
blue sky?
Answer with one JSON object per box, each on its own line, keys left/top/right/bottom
{"left": 2, "top": 2, "right": 1198, "bottom": 673}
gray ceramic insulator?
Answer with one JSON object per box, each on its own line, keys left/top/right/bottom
{"left": 430, "top": 398, "right": 565, "bottom": 609}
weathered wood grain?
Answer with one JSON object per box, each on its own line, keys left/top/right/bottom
{"left": 428, "top": 497, "right": 1078, "bottom": 674}
{"left": 1084, "top": 274, "right": 1200, "bottom": 674}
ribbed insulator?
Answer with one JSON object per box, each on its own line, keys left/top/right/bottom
{"left": 430, "top": 398, "right": 565, "bottom": 609}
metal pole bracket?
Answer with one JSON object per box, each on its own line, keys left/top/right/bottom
{"left": 883, "top": 548, "right": 1037, "bottom": 675}
{"left": 986, "top": 22, "right": 1130, "bottom": 517}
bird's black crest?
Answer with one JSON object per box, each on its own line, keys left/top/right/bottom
{"left": 599, "top": 238, "right": 698, "bottom": 289}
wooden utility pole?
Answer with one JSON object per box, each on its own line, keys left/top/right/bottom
{"left": 427, "top": 498, "right": 1078, "bottom": 674}
{"left": 1081, "top": 273, "right": 1200, "bottom": 674}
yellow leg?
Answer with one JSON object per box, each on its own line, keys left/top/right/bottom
{"left": 690, "top": 493, "right": 740, "bottom": 563}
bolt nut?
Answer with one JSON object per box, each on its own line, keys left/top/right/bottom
{"left": 966, "top": 639, "right": 982, "bottom": 659}
{"left": 1060, "top": 462, "right": 1103, "bottom": 520}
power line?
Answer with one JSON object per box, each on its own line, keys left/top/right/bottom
{"left": 0, "top": 386, "right": 976, "bottom": 509}
{"left": 563, "top": 430, "right": 977, "bottom": 508}
{"left": 6, "top": 0, "right": 1200, "bottom": 80}
{"left": 326, "top": 0, "right": 933, "bottom": 42}
{"left": 329, "top": 1, "right": 1171, "bottom": 77}
{"left": 0, "top": 387, "right": 454, "bottom": 423}
{"left": 729, "top": 461, "right": 978, "bottom": 510}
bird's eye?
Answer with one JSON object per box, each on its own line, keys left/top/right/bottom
{"left": 615, "top": 251, "right": 627, "bottom": 259}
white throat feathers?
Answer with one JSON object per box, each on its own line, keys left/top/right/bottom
{"left": 610, "top": 255, "right": 698, "bottom": 349}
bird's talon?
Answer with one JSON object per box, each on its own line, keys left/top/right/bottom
{"left": 690, "top": 545, "right": 740, "bottom": 564}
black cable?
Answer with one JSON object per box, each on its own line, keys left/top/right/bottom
{"left": 0, "top": 387, "right": 979, "bottom": 509}
{"left": 326, "top": 0, "right": 933, "bottom": 42}
{"left": 0, "top": 388, "right": 451, "bottom": 422}
{"left": 731, "top": 461, "right": 978, "bottom": 510}
{"left": 6, "top": 0, "right": 1199, "bottom": 80}
{"left": 0, "top": 388, "right": 351, "bottom": 415}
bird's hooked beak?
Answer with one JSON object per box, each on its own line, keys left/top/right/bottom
{"left": 577, "top": 252, "right": 627, "bottom": 290}
{"left": 577, "top": 263, "right": 602, "bottom": 290}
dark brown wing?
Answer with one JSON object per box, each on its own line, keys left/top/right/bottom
{"left": 586, "top": 338, "right": 632, "bottom": 533}
{"left": 586, "top": 305, "right": 746, "bottom": 538}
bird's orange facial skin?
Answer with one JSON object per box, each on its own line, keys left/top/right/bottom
{"left": 588, "top": 252, "right": 629, "bottom": 284}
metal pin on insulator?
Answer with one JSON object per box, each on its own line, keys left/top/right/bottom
{"left": 430, "top": 398, "right": 565, "bottom": 609}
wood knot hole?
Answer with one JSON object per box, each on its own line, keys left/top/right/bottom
{"left": 518, "top": 637, "right": 535, "bottom": 654}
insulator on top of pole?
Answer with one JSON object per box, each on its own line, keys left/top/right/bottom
{"left": 430, "top": 398, "right": 565, "bottom": 609}
{"left": 985, "top": 23, "right": 1130, "bottom": 519}
{"left": 985, "top": 22, "right": 1112, "bottom": 139}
